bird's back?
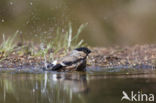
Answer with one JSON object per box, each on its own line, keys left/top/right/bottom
{"left": 58, "top": 50, "right": 87, "bottom": 65}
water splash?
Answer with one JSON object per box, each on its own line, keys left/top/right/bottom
{"left": 30, "top": 2, "right": 33, "bottom": 6}
{"left": 1, "top": 19, "right": 5, "bottom": 23}
{"left": 40, "top": 43, "right": 48, "bottom": 70}
{"left": 9, "top": 2, "right": 13, "bottom": 6}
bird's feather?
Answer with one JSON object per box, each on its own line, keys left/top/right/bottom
{"left": 51, "top": 64, "right": 63, "bottom": 70}
{"left": 48, "top": 48, "right": 90, "bottom": 71}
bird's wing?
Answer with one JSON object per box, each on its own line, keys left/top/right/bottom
{"left": 58, "top": 51, "right": 86, "bottom": 66}
{"left": 59, "top": 56, "right": 78, "bottom": 66}
{"left": 51, "top": 64, "right": 63, "bottom": 71}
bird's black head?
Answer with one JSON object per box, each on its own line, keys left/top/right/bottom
{"left": 75, "top": 47, "right": 91, "bottom": 55}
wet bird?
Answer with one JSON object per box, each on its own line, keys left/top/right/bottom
{"left": 45, "top": 47, "right": 91, "bottom": 71}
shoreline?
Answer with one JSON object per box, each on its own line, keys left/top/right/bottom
{"left": 0, "top": 44, "right": 156, "bottom": 70}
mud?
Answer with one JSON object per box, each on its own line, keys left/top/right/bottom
{"left": 0, "top": 44, "right": 156, "bottom": 71}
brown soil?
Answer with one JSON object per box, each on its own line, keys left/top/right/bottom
{"left": 0, "top": 44, "right": 156, "bottom": 69}
{"left": 88, "top": 44, "right": 156, "bottom": 69}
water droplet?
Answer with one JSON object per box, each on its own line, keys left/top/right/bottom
{"left": 26, "top": 21, "right": 29, "bottom": 24}
{"left": 43, "top": 31, "right": 47, "bottom": 34}
{"left": 104, "top": 17, "right": 108, "bottom": 20}
{"left": 30, "top": 2, "right": 33, "bottom": 6}
{"left": 62, "top": 29, "right": 65, "bottom": 33}
{"left": 33, "top": 89, "right": 35, "bottom": 92}
{"left": 19, "top": 30, "right": 23, "bottom": 34}
{"left": 1, "top": 19, "right": 5, "bottom": 23}
{"left": 9, "top": 2, "right": 13, "bottom": 5}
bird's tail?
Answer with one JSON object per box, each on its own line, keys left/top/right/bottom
{"left": 51, "top": 64, "right": 63, "bottom": 71}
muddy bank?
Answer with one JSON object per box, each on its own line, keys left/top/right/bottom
{"left": 0, "top": 44, "right": 156, "bottom": 70}
{"left": 88, "top": 44, "right": 156, "bottom": 69}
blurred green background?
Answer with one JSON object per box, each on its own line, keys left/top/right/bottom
{"left": 1, "top": 0, "right": 156, "bottom": 46}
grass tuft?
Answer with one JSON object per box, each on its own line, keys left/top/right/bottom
{"left": 0, "top": 30, "right": 19, "bottom": 56}
{"left": 0, "top": 23, "right": 88, "bottom": 61}
{"left": 31, "top": 23, "right": 88, "bottom": 58}
{"left": 52, "top": 23, "right": 88, "bottom": 53}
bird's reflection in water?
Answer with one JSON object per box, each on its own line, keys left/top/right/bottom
{"left": 1, "top": 71, "right": 156, "bottom": 103}
{"left": 49, "top": 72, "right": 89, "bottom": 93}
{"left": 0, "top": 72, "right": 89, "bottom": 103}
{"left": 40, "top": 72, "right": 89, "bottom": 103}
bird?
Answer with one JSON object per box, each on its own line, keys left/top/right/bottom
{"left": 45, "top": 47, "right": 91, "bottom": 72}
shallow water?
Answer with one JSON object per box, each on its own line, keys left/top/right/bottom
{"left": 0, "top": 67, "right": 156, "bottom": 103}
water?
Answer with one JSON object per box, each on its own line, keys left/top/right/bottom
{"left": 0, "top": 67, "right": 156, "bottom": 103}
